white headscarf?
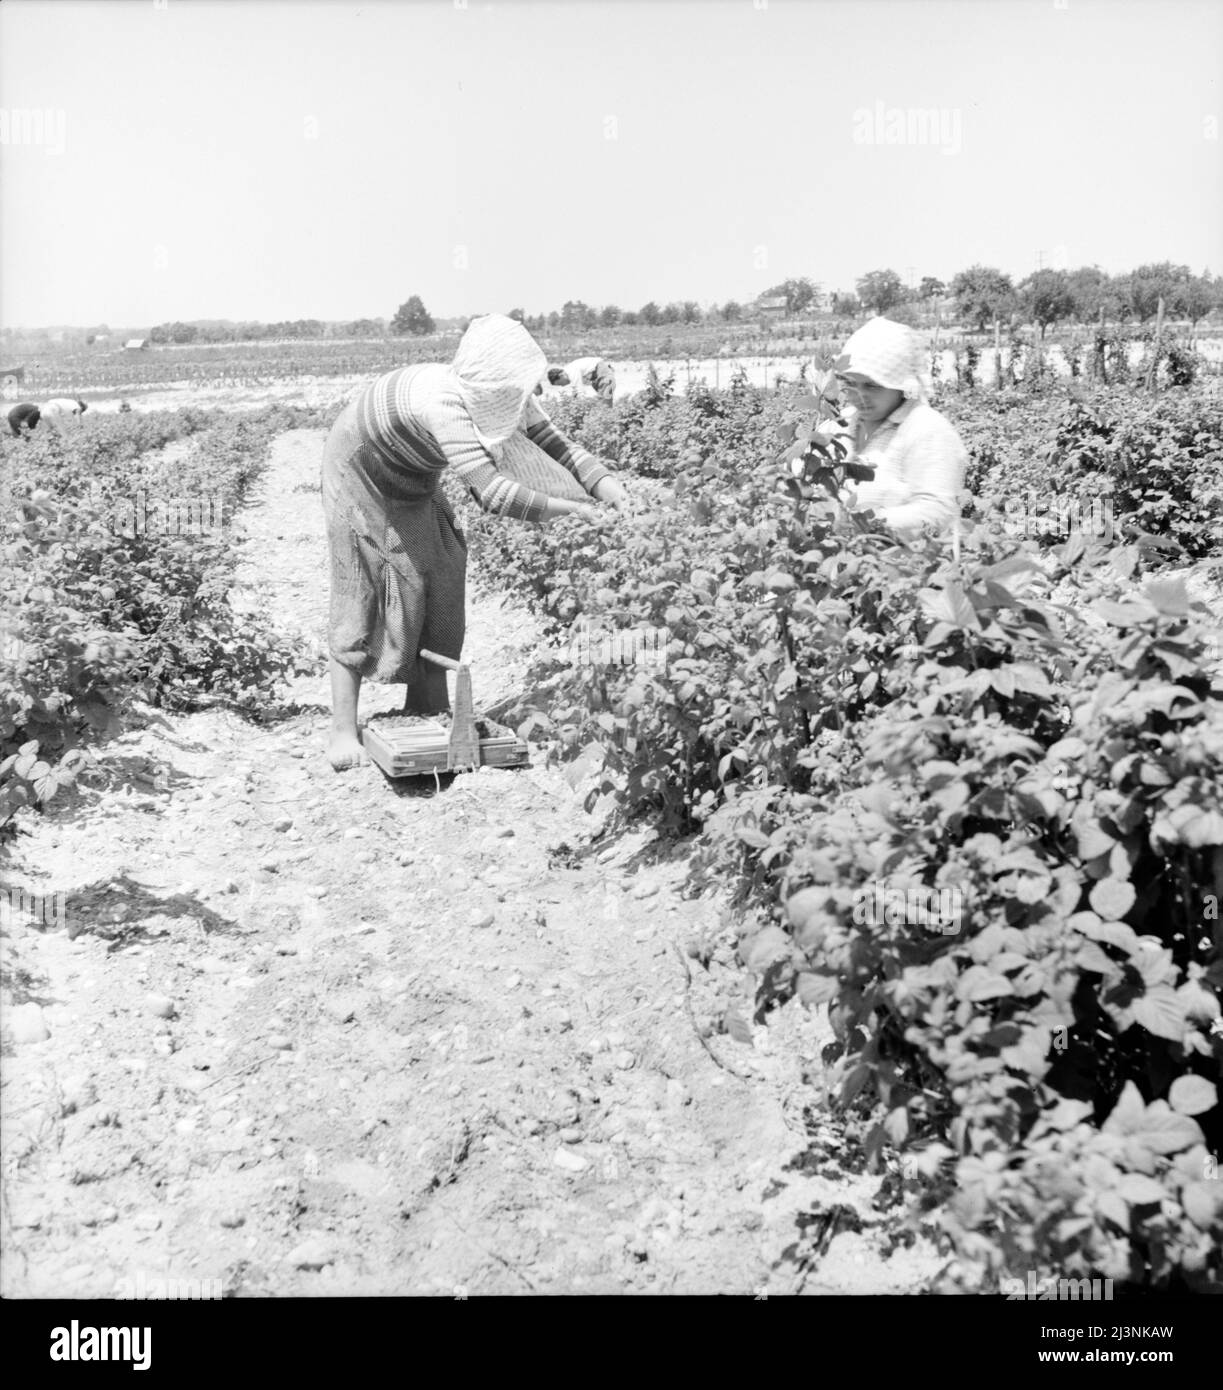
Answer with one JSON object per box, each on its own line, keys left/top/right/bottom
{"left": 452, "top": 314, "right": 548, "bottom": 460}
{"left": 834, "top": 317, "right": 927, "bottom": 399}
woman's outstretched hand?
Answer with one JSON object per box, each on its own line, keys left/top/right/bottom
{"left": 545, "top": 497, "right": 602, "bottom": 524}
{"left": 592, "top": 476, "right": 630, "bottom": 511}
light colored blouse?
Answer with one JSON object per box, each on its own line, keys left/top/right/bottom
{"left": 826, "top": 398, "right": 967, "bottom": 535}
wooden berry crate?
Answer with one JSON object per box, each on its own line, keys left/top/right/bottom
{"left": 362, "top": 649, "right": 529, "bottom": 779}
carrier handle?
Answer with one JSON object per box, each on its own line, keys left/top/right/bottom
{"left": 420, "top": 649, "right": 464, "bottom": 672}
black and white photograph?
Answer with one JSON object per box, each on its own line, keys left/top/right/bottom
{"left": 1, "top": 0, "right": 1221, "bottom": 1356}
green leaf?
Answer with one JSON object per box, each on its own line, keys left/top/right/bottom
{"left": 1047, "top": 736, "right": 1087, "bottom": 761}
{"left": 736, "top": 825, "right": 772, "bottom": 850}
{"left": 1008, "top": 663, "right": 1053, "bottom": 697}
{"left": 1168, "top": 1075, "right": 1217, "bottom": 1117}
{"left": 1070, "top": 913, "right": 1141, "bottom": 955}
{"left": 795, "top": 971, "right": 838, "bottom": 1008}
{"left": 1131, "top": 985, "right": 1187, "bottom": 1042}
{"left": 1115, "top": 1173, "right": 1166, "bottom": 1206}
{"left": 1136, "top": 1102, "right": 1202, "bottom": 1155}
{"left": 1092, "top": 598, "right": 1158, "bottom": 627}
{"left": 1181, "top": 1182, "right": 1221, "bottom": 1231}
{"left": 1044, "top": 1098, "right": 1094, "bottom": 1131}
{"left": 1088, "top": 878, "right": 1136, "bottom": 920}
{"left": 1103, "top": 1081, "right": 1146, "bottom": 1136}
{"left": 1143, "top": 576, "right": 1189, "bottom": 617}
{"left": 1151, "top": 803, "right": 1223, "bottom": 851}
{"left": 763, "top": 569, "right": 796, "bottom": 593}
{"left": 883, "top": 1106, "right": 909, "bottom": 1145}
{"left": 741, "top": 925, "right": 791, "bottom": 972}
{"left": 1095, "top": 1190, "right": 1131, "bottom": 1230}
{"left": 1076, "top": 942, "right": 1118, "bottom": 975}
{"left": 918, "top": 582, "right": 980, "bottom": 631}
{"left": 956, "top": 966, "right": 1013, "bottom": 1003}
{"left": 1179, "top": 980, "right": 1222, "bottom": 1023}
{"left": 1071, "top": 809, "right": 1117, "bottom": 861}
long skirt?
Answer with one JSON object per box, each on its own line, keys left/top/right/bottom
{"left": 321, "top": 400, "right": 467, "bottom": 691}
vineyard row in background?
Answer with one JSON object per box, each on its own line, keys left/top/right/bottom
{"left": 5, "top": 319, "right": 1223, "bottom": 397}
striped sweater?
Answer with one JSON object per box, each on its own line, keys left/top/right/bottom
{"left": 355, "top": 364, "right": 611, "bottom": 523}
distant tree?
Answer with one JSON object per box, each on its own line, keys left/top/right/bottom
{"left": 560, "top": 299, "right": 596, "bottom": 331}
{"left": 1019, "top": 269, "right": 1075, "bottom": 339}
{"left": 508, "top": 307, "right": 525, "bottom": 322}
{"left": 620, "top": 310, "right": 639, "bottom": 327}
{"left": 659, "top": 302, "right": 684, "bottom": 324}
{"left": 950, "top": 265, "right": 1017, "bottom": 331}
{"left": 856, "top": 269, "right": 905, "bottom": 315}
{"left": 762, "top": 277, "right": 820, "bottom": 315}
{"left": 680, "top": 300, "right": 701, "bottom": 324}
{"left": 886, "top": 303, "right": 921, "bottom": 327}
{"left": 345, "top": 318, "right": 383, "bottom": 337}
{"left": 1065, "top": 265, "right": 1109, "bottom": 322}
{"left": 830, "top": 292, "right": 860, "bottom": 317}
{"left": 918, "top": 276, "right": 946, "bottom": 301}
{"left": 1104, "top": 273, "right": 1135, "bottom": 323}
{"left": 599, "top": 304, "right": 622, "bottom": 327}
{"left": 391, "top": 295, "right": 434, "bottom": 336}
{"left": 152, "top": 321, "right": 198, "bottom": 344}
{"left": 1176, "top": 272, "right": 1216, "bottom": 326}
{"left": 720, "top": 300, "right": 743, "bottom": 322}
{"left": 1129, "top": 262, "right": 1191, "bottom": 322}
{"left": 639, "top": 301, "right": 662, "bottom": 326}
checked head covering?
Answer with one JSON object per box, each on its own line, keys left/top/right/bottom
{"left": 452, "top": 315, "right": 548, "bottom": 460}
{"left": 834, "top": 317, "right": 927, "bottom": 399}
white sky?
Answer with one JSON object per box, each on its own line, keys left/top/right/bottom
{"left": 1, "top": 0, "right": 1220, "bottom": 328}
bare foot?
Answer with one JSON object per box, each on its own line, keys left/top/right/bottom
{"left": 328, "top": 731, "right": 369, "bottom": 771}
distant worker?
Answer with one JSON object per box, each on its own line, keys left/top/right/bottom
{"left": 564, "top": 356, "right": 615, "bottom": 402}
{"left": 41, "top": 397, "right": 89, "bottom": 425}
{"left": 7, "top": 402, "right": 41, "bottom": 437}
{"left": 534, "top": 367, "right": 571, "bottom": 397}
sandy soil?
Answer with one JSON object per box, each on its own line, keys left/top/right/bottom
{"left": 0, "top": 428, "right": 943, "bottom": 1298}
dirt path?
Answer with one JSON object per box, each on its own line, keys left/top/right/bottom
{"left": 1, "top": 429, "right": 942, "bottom": 1297}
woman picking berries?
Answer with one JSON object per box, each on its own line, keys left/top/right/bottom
{"left": 322, "top": 313, "right": 628, "bottom": 771}
{"left": 829, "top": 316, "right": 968, "bottom": 538}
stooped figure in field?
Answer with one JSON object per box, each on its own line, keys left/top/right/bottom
{"left": 41, "top": 397, "right": 88, "bottom": 425}
{"left": 564, "top": 356, "right": 616, "bottom": 402}
{"left": 322, "top": 313, "right": 629, "bottom": 772}
{"left": 827, "top": 318, "right": 967, "bottom": 538}
{"left": 7, "top": 402, "right": 41, "bottom": 436}
{"left": 532, "top": 367, "right": 571, "bottom": 398}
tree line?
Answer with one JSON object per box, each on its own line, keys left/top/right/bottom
{"left": 7, "top": 262, "right": 1215, "bottom": 352}
{"left": 389, "top": 262, "right": 1221, "bottom": 338}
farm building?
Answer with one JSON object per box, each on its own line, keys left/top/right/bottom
{"left": 123, "top": 338, "right": 149, "bottom": 350}
{"left": 754, "top": 296, "right": 789, "bottom": 319}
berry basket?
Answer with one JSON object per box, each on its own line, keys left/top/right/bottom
{"left": 362, "top": 649, "right": 529, "bottom": 778}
